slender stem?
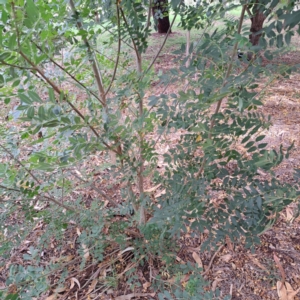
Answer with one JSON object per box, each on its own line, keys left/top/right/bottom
{"left": 146, "top": 0, "right": 152, "bottom": 31}
{"left": 0, "top": 144, "right": 41, "bottom": 184}
{"left": 94, "top": 48, "right": 130, "bottom": 72}
{"left": 0, "top": 147, "right": 77, "bottom": 213}
{"left": 69, "top": 0, "right": 107, "bottom": 107}
{"left": 196, "top": 4, "right": 247, "bottom": 178}
{"left": 71, "top": 172, "right": 119, "bottom": 207}
{"left": 118, "top": 3, "right": 147, "bottom": 224}
{"left": 32, "top": 41, "right": 105, "bottom": 106}
{"left": 119, "top": 7, "right": 140, "bottom": 64}
{"left": 99, "top": 24, "right": 134, "bottom": 50}
{"left": 144, "top": 1, "right": 183, "bottom": 76}
{"left": 0, "top": 60, "right": 33, "bottom": 70}
{"left": 20, "top": 50, "right": 100, "bottom": 137}
{"left": 105, "top": 3, "right": 121, "bottom": 96}
{"left": 10, "top": 4, "right": 122, "bottom": 155}
{"left": 136, "top": 52, "right": 145, "bottom": 225}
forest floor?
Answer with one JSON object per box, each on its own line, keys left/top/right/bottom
{"left": 1, "top": 29, "right": 300, "bottom": 300}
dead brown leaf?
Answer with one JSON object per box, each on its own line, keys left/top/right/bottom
{"left": 247, "top": 254, "right": 269, "bottom": 273}
{"left": 212, "top": 278, "right": 223, "bottom": 291}
{"left": 192, "top": 252, "right": 203, "bottom": 268}
{"left": 277, "top": 281, "right": 300, "bottom": 300}
{"left": 70, "top": 277, "right": 81, "bottom": 290}
{"left": 220, "top": 254, "right": 232, "bottom": 263}
{"left": 274, "top": 253, "right": 286, "bottom": 287}
{"left": 87, "top": 279, "right": 98, "bottom": 294}
{"left": 45, "top": 295, "right": 58, "bottom": 300}
{"left": 82, "top": 243, "right": 90, "bottom": 260}
{"left": 115, "top": 293, "right": 156, "bottom": 300}
{"left": 286, "top": 207, "right": 294, "bottom": 222}
{"left": 143, "top": 281, "right": 151, "bottom": 290}
{"left": 145, "top": 184, "right": 161, "bottom": 193}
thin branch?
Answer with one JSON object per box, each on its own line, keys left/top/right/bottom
{"left": 105, "top": 3, "right": 121, "bottom": 96}
{"left": 144, "top": 1, "right": 183, "bottom": 76}
{"left": 0, "top": 60, "right": 33, "bottom": 70}
{"left": 0, "top": 144, "right": 41, "bottom": 184}
{"left": 10, "top": 4, "right": 100, "bottom": 136}
{"left": 146, "top": 0, "right": 152, "bottom": 32}
{"left": 71, "top": 171, "right": 119, "bottom": 207}
{"left": 18, "top": 50, "right": 100, "bottom": 137}
{"left": 202, "top": 244, "right": 224, "bottom": 276}
{"left": 0, "top": 144, "right": 77, "bottom": 212}
{"left": 69, "top": 0, "right": 107, "bottom": 107}
{"left": 94, "top": 48, "right": 130, "bottom": 72}
{"left": 119, "top": 7, "right": 141, "bottom": 66}
{"left": 0, "top": 184, "right": 77, "bottom": 213}
{"left": 245, "top": 5, "right": 252, "bottom": 18}
{"left": 99, "top": 24, "right": 134, "bottom": 50}
{"left": 32, "top": 41, "right": 105, "bottom": 106}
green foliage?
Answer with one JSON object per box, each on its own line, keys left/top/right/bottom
{"left": 0, "top": 0, "right": 299, "bottom": 298}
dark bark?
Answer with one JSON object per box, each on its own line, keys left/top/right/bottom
{"left": 152, "top": 0, "right": 171, "bottom": 34}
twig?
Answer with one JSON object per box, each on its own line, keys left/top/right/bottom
{"left": 105, "top": 3, "right": 121, "bottom": 96}
{"left": 0, "top": 60, "right": 33, "bottom": 70}
{"left": 69, "top": 0, "right": 107, "bottom": 107}
{"left": 32, "top": 41, "right": 105, "bottom": 106}
{"left": 71, "top": 171, "right": 119, "bottom": 207}
{"left": 0, "top": 144, "right": 78, "bottom": 212}
{"left": 0, "top": 144, "right": 41, "bottom": 184}
{"left": 201, "top": 244, "right": 224, "bottom": 276}
{"left": 144, "top": 0, "right": 183, "bottom": 76}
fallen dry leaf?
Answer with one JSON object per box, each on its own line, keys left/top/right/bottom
{"left": 286, "top": 207, "right": 294, "bottom": 222}
{"left": 220, "top": 254, "right": 232, "bottom": 263}
{"left": 143, "top": 281, "right": 151, "bottom": 290}
{"left": 82, "top": 243, "right": 90, "bottom": 260}
{"left": 226, "top": 235, "right": 234, "bottom": 251}
{"left": 145, "top": 184, "right": 161, "bottom": 193}
{"left": 247, "top": 254, "right": 269, "bottom": 273}
{"left": 180, "top": 273, "right": 190, "bottom": 284}
{"left": 274, "top": 253, "right": 286, "bottom": 286}
{"left": 192, "top": 252, "right": 203, "bottom": 268}
{"left": 54, "top": 286, "right": 66, "bottom": 294}
{"left": 87, "top": 279, "right": 98, "bottom": 294}
{"left": 119, "top": 247, "right": 134, "bottom": 255}
{"left": 115, "top": 293, "right": 156, "bottom": 300}
{"left": 285, "top": 282, "right": 300, "bottom": 300}
{"left": 277, "top": 281, "right": 300, "bottom": 300}
{"left": 70, "top": 277, "right": 81, "bottom": 290}
{"left": 154, "top": 189, "right": 166, "bottom": 198}
{"left": 212, "top": 278, "right": 223, "bottom": 291}
{"left": 45, "top": 295, "right": 58, "bottom": 300}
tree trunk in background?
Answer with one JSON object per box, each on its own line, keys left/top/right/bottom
{"left": 152, "top": 0, "right": 171, "bottom": 34}
{"left": 249, "top": 1, "right": 266, "bottom": 46}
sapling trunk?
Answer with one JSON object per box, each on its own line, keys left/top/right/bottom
{"left": 136, "top": 53, "right": 146, "bottom": 226}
